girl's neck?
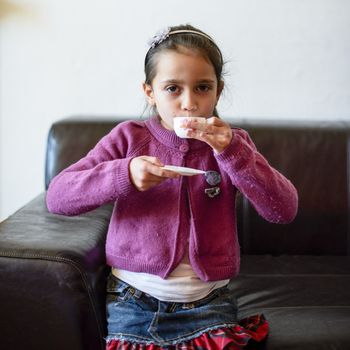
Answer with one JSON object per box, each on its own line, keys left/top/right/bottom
{"left": 160, "top": 118, "right": 173, "bottom": 130}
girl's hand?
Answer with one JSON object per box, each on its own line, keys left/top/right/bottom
{"left": 129, "top": 156, "right": 180, "bottom": 192}
{"left": 183, "top": 116, "right": 233, "bottom": 154}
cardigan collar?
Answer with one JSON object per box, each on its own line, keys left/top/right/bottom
{"left": 145, "top": 116, "right": 207, "bottom": 152}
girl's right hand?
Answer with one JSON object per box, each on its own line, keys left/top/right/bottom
{"left": 129, "top": 156, "right": 180, "bottom": 192}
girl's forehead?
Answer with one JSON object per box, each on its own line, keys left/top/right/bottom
{"left": 153, "top": 49, "right": 216, "bottom": 80}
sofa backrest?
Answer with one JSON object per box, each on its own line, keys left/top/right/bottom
{"left": 45, "top": 117, "right": 350, "bottom": 256}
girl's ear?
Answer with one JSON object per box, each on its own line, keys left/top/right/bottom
{"left": 143, "top": 83, "right": 155, "bottom": 106}
{"left": 216, "top": 80, "right": 224, "bottom": 101}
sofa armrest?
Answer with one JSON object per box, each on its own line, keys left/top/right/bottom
{"left": 0, "top": 193, "right": 113, "bottom": 350}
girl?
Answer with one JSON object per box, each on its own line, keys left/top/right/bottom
{"left": 47, "top": 24, "right": 298, "bottom": 349}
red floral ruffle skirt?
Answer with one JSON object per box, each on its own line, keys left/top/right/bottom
{"left": 107, "top": 314, "right": 268, "bottom": 350}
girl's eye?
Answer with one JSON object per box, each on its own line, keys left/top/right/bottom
{"left": 197, "top": 85, "right": 212, "bottom": 92}
{"left": 166, "top": 86, "right": 179, "bottom": 93}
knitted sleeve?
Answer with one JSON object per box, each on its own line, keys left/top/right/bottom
{"left": 215, "top": 128, "right": 298, "bottom": 224}
{"left": 46, "top": 121, "right": 144, "bottom": 216}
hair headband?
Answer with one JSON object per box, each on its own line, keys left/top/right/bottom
{"left": 147, "top": 27, "right": 217, "bottom": 49}
{"left": 146, "top": 27, "right": 223, "bottom": 65}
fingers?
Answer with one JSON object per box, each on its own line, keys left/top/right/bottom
{"left": 183, "top": 117, "right": 233, "bottom": 153}
{"left": 129, "top": 156, "right": 179, "bottom": 192}
{"left": 139, "top": 156, "right": 179, "bottom": 179}
{"left": 183, "top": 117, "right": 229, "bottom": 138}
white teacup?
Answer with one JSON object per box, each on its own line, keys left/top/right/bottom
{"left": 173, "top": 117, "right": 207, "bottom": 138}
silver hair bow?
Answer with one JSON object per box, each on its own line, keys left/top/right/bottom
{"left": 147, "top": 27, "right": 171, "bottom": 49}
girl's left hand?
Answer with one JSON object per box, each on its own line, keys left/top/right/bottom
{"left": 183, "top": 116, "right": 233, "bottom": 154}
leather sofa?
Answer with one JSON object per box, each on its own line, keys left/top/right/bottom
{"left": 1, "top": 116, "right": 349, "bottom": 350}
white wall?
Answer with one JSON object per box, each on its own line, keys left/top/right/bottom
{"left": 0, "top": 0, "right": 349, "bottom": 221}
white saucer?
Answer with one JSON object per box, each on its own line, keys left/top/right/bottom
{"left": 161, "top": 165, "right": 206, "bottom": 176}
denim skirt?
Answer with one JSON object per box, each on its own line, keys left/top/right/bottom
{"left": 105, "top": 274, "right": 268, "bottom": 349}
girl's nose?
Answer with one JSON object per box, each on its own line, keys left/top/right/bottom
{"left": 181, "top": 92, "right": 197, "bottom": 112}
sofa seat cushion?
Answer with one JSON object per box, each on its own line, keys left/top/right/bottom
{"left": 229, "top": 255, "right": 350, "bottom": 350}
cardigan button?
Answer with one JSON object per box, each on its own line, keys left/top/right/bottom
{"left": 179, "top": 144, "right": 189, "bottom": 152}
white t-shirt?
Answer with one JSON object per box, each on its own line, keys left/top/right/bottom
{"left": 112, "top": 261, "right": 229, "bottom": 303}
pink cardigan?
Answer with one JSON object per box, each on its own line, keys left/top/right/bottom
{"left": 46, "top": 116, "right": 298, "bottom": 282}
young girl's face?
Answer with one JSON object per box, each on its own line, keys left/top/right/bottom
{"left": 143, "top": 48, "right": 223, "bottom": 130}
